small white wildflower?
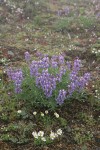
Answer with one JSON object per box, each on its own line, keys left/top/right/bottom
{"left": 33, "top": 111, "right": 37, "bottom": 115}
{"left": 95, "top": 90, "right": 98, "bottom": 93}
{"left": 17, "top": 110, "right": 22, "bottom": 114}
{"left": 50, "top": 131, "right": 56, "bottom": 140}
{"left": 35, "top": 2, "right": 39, "bottom": 5}
{"left": 45, "top": 110, "right": 48, "bottom": 114}
{"left": 41, "top": 112, "right": 44, "bottom": 117}
{"left": 41, "top": 137, "right": 46, "bottom": 142}
{"left": 54, "top": 133, "right": 58, "bottom": 138}
{"left": 32, "top": 131, "right": 38, "bottom": 139}
{"left": 54, "top": 112, "right": 59, "bottom": 118}
{"left": 38, "top": 131, "right": 44, "bottom": 137}
{"left": 25, "top": 38, "right": 29, "bottom": 41}
{"left": 57, "top": 129, "right": 62, "bottom": 135}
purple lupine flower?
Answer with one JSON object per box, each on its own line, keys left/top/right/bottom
{"left": 67, "top": 58, "right": 90, "bottom": 97}
{"left": 13, "top": 69, "right": 23, "bottom": 94}
{"left": 70, "top": 71, "right": 78, "bottom": 81}
{"left": 35, "top": 51, "right": 43, "bottom": 58}
{"left": 64, "top": 7, "right": 70, "bottom": 15}
{"left": 51, "top": 55, "right": 58, "bottom": 60}
{"left": 51, "top": 55, "right": 58, "bottom": 68}
{"left": 55, "top": 73, "right": 62, "bottom": 82}
{"left": 58, "top": 55, "right": 65, "bottom": 65}
{"left": 6, "top": 68, "right": 13, "bottom": 80}
{"left": 66, "top": 61, "right": 71, "bottom": 70}
{"left": 40, "top": 56, "right": 50, "bottom": 68}
{"left": 36, "top": 69, "right": 56, "bottom": 97}
{"left": 60, "top": 66, "right": 66, "bottom": 75}
{"left": 68, "top": 69, "right": 90, "bottom": 96}
{"left": 51, "top": 61, "right": 58, "bottom": 68}
{"left": 83, "top": 73, "right": 91, "bottom": 81}
{"left": 79, "top": 73, "right": 90, "bottom": 89}
{"left": 30, "top": 60, "right": 39, "bottom": 76}
{"left": 68, "top": 82, "right": 77, "bottom": 95}
{"left": 73, "top": 58, "right": 81, "bottom": 72}
{"left": 25, "top": 51, "right": 30, "bottom": 63}
{"left": 7, "top": 69, "right": 23, "bottom": 94}
{"left": 56, "top": 89, "right": 67, "bottom": 105}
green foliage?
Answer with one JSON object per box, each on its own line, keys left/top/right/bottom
{"left": 53, "top": 15, "right": 97, "bottom": 33}
{"left": 34, "top": 136, "right": 52, "bottom": 146}
{"left": 58, "top": 117, "right": 67, "bottom": 127}
{"left": 53, "top": 17, "right": 74, "bottom": 32}
{"left": 73, "top": 127, "right": 93, "bottom": 144}
{"left": 34, "top": 16, "right": 44, "bottom": 26}
{"left": 78, "top": 112, "right": 95, "bottom": 126}
{"left": 78, "top": 16, "right": 96, "bottom": 29}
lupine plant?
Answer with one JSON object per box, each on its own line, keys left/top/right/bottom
{"left": 7, "top": 52, "right": 90, "bottom": 110}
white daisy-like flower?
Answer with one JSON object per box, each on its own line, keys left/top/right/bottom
{"left": 32, "top": 131, "right": 38, "bottom": 139}
{"left": 54, "top": 112, "right": 59, "bottom": 118}
{"left": 57, "top": 129, "right": 62, "bottom": 135}
{"left": 38, "top": 131, "right": 44, "bottom": 137}
{"left": 45, "top": 110, "right": 48, "bottom": 114}
{"left": 17, "top": 110, "right": 22, "bottom": 114}
{"left": 41, "top": 112, "right": 44, "bottom": 117}
{"left": 50, "top": 131, "right": 56, "bottom": 140}
{"left": 54, "top": 133, "right": 58, "bottom": 138}
{"left": 41, "top": 137, "right": 46, "bottom": 142}
{"left": 33, "top": 111, "right": 37, "bottom": 115}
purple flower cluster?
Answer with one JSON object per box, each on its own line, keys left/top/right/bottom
{"left": 68, "top": 58, "right": 90, "bottom": 96}
{"left": 30, "top": 60, "right": 39, "bottom": 76}
{"left": 25, "top": 51, "right": 30, "bottom": 63}
{"left": 56, "top": 90, "right": 67, "bottom": 105}
{"left": 57, "top": 7, "right": 70, "bottom": 16}
{"left": 40, "top": 56, "right": 50, "bottom": 69}
{"left": 66, "top": 61, "right": 71, "bottom": 70}
{"left": 7, "top": 52, "right": 91, "bottom": 106}
{"left": 79, "top": 73, "right": 90, "bottom": 89}
{"left": 64, "top": 7, "right": 70, "bottom": 15}
{"left": 30, "top": 56, "right": 50, "bottom": 77}
{"left": 58, "top": 55, "right": 65, "bottom": 65}
{"left": 73, "top": 57, "right": 81, "bottom": 72}
{"left": 36, "top": 69, "right": 56, "bottom": 98}
{"left": 7, "top": 68, "right": 23, "bottom": 93}
{"left": 51, "top": 55, "right": 58, "bottom": 68}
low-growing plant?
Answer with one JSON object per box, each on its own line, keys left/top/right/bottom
{"left": 53, "top": 17, "right": 74, "bottom": 32}
{"left": 78, "top": 16, "right": 96, "bottom": 29}
{"left": 73, "top": 127, "right": 93, "bottom": 144}
{"left": 78, "top": 112, "right": 96, "bottom": 126}
{"left": 31, "top": 111, "right": 63, "bottom": 146}
{"left": 34, "top": 16, "right": 44, "bottom": 26}
{"left": 6, "top": 52, "right": 91, "bottom": 110}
